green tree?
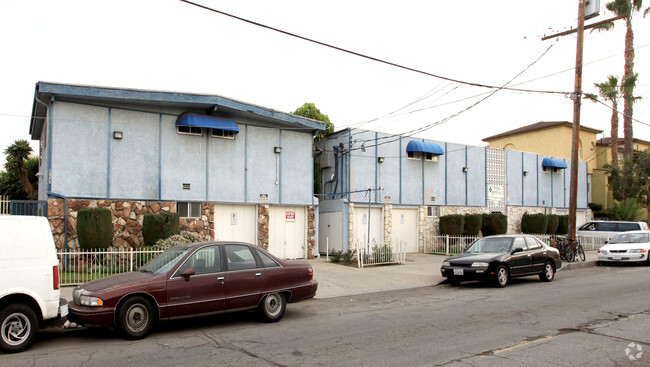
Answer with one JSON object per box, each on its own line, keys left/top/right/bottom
{"left": 600, "top": 0, "right": 647, "bottom": 156}
{"left": 607, "top": 151, "right": 650, "bottom": 216}
{"left": 294, "top": 103, "right": 335, "bottom": 195}
{"left": 1, "top": 140, "right": 38, "bottom": 200}
{"left": 607, "top": 198, "right": 643, "bottom": 220}
{"left": 293, "top": 103, "right": 334, "bottom": 140}
{"left": 590, "top": 75, "right": 621, "bottom": 167}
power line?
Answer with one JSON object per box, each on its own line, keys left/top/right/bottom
{"left": 179, "top": 0, "right": 570, "bottom": 95}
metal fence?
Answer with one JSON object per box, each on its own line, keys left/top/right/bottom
{"left": 357, "top": 240, "right": 407, "bottom": 268}
{"left": 10, "top": 200, "right": 48, "bottom": 217}
{"left": 57, "top": 248, "right": 164, "bottom": 286}
{"left": 423, "top": 233, "right": 612, "bottom": 256}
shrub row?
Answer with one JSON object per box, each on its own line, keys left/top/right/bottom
{"left": 521, "top": 213, "right": 568, "bottom": 235}
{"left": 439, "top": 213, "right": 507, "bottom": 236}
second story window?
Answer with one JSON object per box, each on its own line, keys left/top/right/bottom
{"left": 211, "top": 128, "right": 236, "bottom": 139}
{"left": 177, "top": 125, "right": 202, "bottom": 136}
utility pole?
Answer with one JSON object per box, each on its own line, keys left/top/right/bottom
{"left": 568, "top": 0, "right": 586, "bottom": 244}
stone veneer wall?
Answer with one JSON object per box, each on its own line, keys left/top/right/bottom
{"left": 307, "top": 206, "right": 316, "bottom": 258}
{"left": 47, "top": 198, "right": 214, "bottom": 250}
{"left": 257, "top": 205, "right": 270, "bottom": 250}
{"left": 384, "top": 204, "right": 392, "bottom": 246}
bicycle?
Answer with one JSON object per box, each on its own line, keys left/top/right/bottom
{"left": 550, "top": 237, "right": 585, "bottom": 262}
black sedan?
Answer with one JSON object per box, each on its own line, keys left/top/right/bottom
{"left": 440, "top": 235, "right": 562, "bottom": 287}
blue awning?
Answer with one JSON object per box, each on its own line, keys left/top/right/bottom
{"left": 176, "top": 112, "right": 239, "bottom": 133}
{"left": 542, "top": 158, "right": 568, "bottom": 169}
{"left": 406, "top": 140, "right": 444, "bottom": 155}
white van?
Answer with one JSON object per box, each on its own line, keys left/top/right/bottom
{"left": 0, "top": 216, "right": 68, "bottom": 353}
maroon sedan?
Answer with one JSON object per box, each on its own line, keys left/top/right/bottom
{"left": 68, "top": 242, "right": 318, "bottom": 339}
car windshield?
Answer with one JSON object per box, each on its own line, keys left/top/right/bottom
{"left": 139, "top": 246, "right": 192, "bottom": 274}
{"left": 466, "top": 237, "right": 513, "bottom": 253}
{"left": 608, "top": 233, "right": 649, "bottom": 244}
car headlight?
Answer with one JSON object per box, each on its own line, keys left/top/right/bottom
{"left": 471, "top": 262, "right": 489, "bottom": 267}
{"left": 629, "top": 249, "right": 646, "bottom": 253}
{"left": 80, "top": 295, "right": 104, "bottom": 307}
{"left": 442, "top": 261, "right": 450, "bottom": 267}
{"left": 598, "top": 249, "right": 607, "bottom": 254}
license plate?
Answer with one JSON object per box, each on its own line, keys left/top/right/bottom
{"left": 60, "top": 303, "right": 69, "bottom": 317}
{"left": 453, "top": 268, "right": 464, "bottom": 276}
{"left": 612, "top": 256, "right": 622, "bottom": 260}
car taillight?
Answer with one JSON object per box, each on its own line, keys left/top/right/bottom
{"left": 309, "top": 268, "right": 313, "bottom": 279}
{"left": 53, "top": 265, "right": 60, "bottom": 290}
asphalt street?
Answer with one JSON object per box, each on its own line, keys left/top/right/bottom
{"left": 5, "top": 259, "right": 649, "bottom": 367}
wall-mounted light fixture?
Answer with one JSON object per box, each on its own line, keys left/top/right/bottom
{"left": 113, "top": 131, "right": 123, "bottom": 140}
{"left": 378, "top": 157, "right": 385, "bottom": 164}
{"left": 462, "top": 167, "right": 469, "bottom": 173}
{"left": 523, "top": 171, "right": 529, "bottom": 176}
{"left": 274, "top": 146, "right": 282, "bottom": 154}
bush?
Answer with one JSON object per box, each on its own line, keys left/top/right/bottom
{"left": 143, "top": 212, "right": 180, "bottom": 247}
{"left": 439, "top": 215, "right": 464, "bottom": 236}
{"left": 463, "top": 214, "right": 482, "bottom": 236}
{"left": 521, "top": 213, "right": 548, "bottom": 234}
{"left": 329, "top": 250, "right": 343, "bottom": 263}
{"left": 546, "top": 214, "right": 559, "bottom": 234}
{"left": 481, "top": 213, "right": 507, "bottom": 236}
{"left": 77, "top": 208, "right": 112, "bottom": 249}
{"left": 154, "top": 231, "right": 204, "bottom": 250}
{"left": 556, "top": 215, "right": 569, "bottom": 235}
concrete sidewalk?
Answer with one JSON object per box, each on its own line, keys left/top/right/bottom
{"left": 60, "top": 251, "right": 600, "bottom": 301}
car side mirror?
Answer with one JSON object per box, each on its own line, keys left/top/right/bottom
{"left": 182, "top": 268, "right": 195, "bottom": 281}
{"left": 604, "top": 240, "right": 608, "bottom": 244}
{"left": 511, "top": 247, "right": 524, "bottom": 254}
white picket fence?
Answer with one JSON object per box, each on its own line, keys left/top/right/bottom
{"left": 0, "top": 196, "right": 9, "bottom": 215}
{"left": 57, "top": 248, "right": 164, "bottom": 286}
{"left": 357, "top": 240, "right": 407, "bottom": 268}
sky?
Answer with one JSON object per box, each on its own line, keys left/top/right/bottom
{"left": 1, "top": 0, "right": 649, "bottom": 169}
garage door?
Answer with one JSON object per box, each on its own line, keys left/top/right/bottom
{"left": 392, "top": 208, "right": 418, "bottom": 253}
{"left": 213, "top": 204, "right": 256, "bottom": 243}
{"left": 319, "top": 211, "right": 343, "bottom": 254}
{"left": 269, "top": 206, "right": 306, "bottom": 259}
{"left": 353, "top": 207, "right": 383, "bottom": 251}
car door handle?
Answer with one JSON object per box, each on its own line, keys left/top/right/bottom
{"left": 255, "top": 273, "right": 262, "bottom": 277}
{"left": 217, "top": 276, "right": 225, "bottom": 282}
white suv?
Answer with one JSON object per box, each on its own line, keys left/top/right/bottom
{"left": 0, "top": 216, "right": 68, "bottom": 353}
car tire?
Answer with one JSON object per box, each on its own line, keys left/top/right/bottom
{"left": 494, "top": 265, "right": 509, "bottom": 288}
{"left": 0, "top": 303, "right": 38, "bottom": 353}
{"left": 117, "top": 296, "right": 154, "bottom": 340}
{"left": 539, "top": 261, "right": 555, "bottom": 282}
{"left": 258, "top": 293, "right": 286, "bottom": 323}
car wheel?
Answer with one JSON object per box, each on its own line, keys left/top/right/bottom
{"left": 118, "top": 296, "right": 154, "bottom": 340}
{"left": 258, "top": 293, "right": 286, "bottom": 323}
{"left": 494, "top": 265, "right": 509, "bottom": 288}
{"left": 0, "top": 303, "right": 37, "bottom": 353}
{"left": 539, "top": 261, "right": 555, "bottom": 282}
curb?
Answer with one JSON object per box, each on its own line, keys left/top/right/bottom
{"left": 559, "top": 260, "right": 598, "bottom": 271}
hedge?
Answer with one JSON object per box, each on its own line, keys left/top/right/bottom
{"left": 521, "top": 213, "right": 548, "bottom": 234}
{"left": 77, "top": 207, "right": 112, "bottom": 249}
{"left": 481, "top": 213, "right": 507, "bottom": 236}
{"left": 546, "top": 214, "right": 559, "bottom": 234}
{"left": 463, "top": 214, "right": 482, "bottom": 236}
{"left": 439, "top": 215, "right": 464, "bottom": 236}
{"left": 556, "top": 215, "right": 569, "bottom": 235}
{"left": 143, "top": 212, "right": 180, "bottom": 247}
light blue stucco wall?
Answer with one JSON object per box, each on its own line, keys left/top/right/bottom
{"left": 46, "top": 101, "right": 315, "bottom": 205}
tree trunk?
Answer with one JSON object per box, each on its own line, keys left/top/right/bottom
{"left": 610, "top": 100, "right": 619, "bottom": 168}
{"left": 622, "top": 17, "right": 635, "bottom": 157}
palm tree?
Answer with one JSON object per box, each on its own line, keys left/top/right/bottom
{"left": 3, "top": 139, "right": 35, "bottom": 198}
{"left": 602, "top": 0, "right": 646, "bottom": 156}
{"left": 593, "top": 75, "right": 620, "bottom": 167}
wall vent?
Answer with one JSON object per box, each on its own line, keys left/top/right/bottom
{"left": 182, "top": 183, "right": 191, "bottom": 191}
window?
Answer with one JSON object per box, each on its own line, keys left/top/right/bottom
{"left": 175, "top": 245, "right": 222, "bottom": 277}
{"left": 225, "top": 244, "right": 259, "bottom": 271}
{"left": 177, "top": 125, "right": 202, "bottom": 136}
{"left": 407, "top": 151, "right": 422, "bottom": 160}
{"left": 178, "top": 202, "right": 201, "bottom": 218}
{"left": 512, "top": 237, "right": 527, "bottom": 252}
{"left": 255, "top": 248, "right": 280, "bottom": 268}
{"left": 524, "top": 237, "right": 542, "bottom": 250}
{"left": 542, "top": 166, "right": 559, "bottom": 173}
{"left": 211, "top": 128, "right": 236, "bottom": 139}
{"left": 427, "top": 206, "right": 439, "bottom": 217}
{"left": 424, "top": 153, "right": 439, "bottom": 162}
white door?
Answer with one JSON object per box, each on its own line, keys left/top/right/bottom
{"left": 354, "top": 207, "right": 383, "bottom": 251}
{"left": 319, "top": 212, "right": 343, "bottom": 254}
{"left": 392, "top": 208, "right": 418, "bottom": 252}
{"left": 213, "top": 204, "right": 256, "bottom": 243}
{"left": 269, "top": 206, "right": 306, "bottom": 259}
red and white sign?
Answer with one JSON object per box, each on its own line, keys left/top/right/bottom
{"left": 285, "top": 211, "right": 295, "bottom": 222}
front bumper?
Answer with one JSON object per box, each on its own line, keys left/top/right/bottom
{"left": 67, "top": 303, "right": 115, "bottom": 328}
{"left": 598, "top": 252, "right": 648, "bottom": 263}
{"left": 440, "top": 267, "right": 494, "bottom": 282}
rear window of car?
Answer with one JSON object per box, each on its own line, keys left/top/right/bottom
{"left": 617, "top": 223, "right": 641, "bottom": 231}
{"left": 596, "top": 222, "right": 618, "bottom": 231}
